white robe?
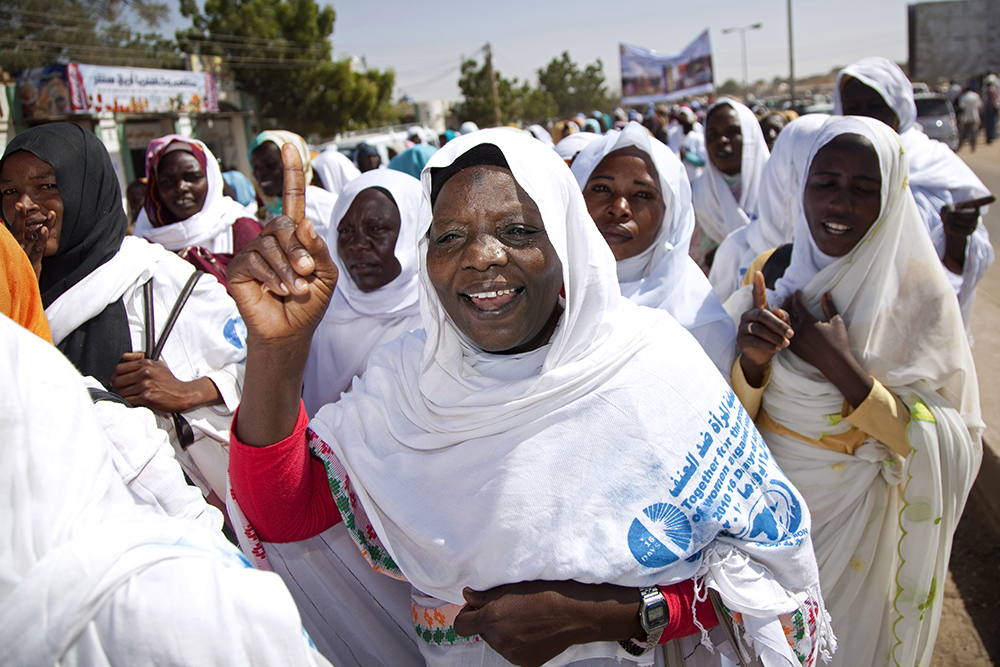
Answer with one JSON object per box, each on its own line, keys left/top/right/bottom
{"left": 725, "top": 117, "right": 982, "bottom": 667}
{"left": 45, "top": 235, "right": 247, "bottom": 499}
{"left": 832, "top": 57, "right": 994, "bottom": 328}
{"left": 0, "top": 314, "right": 331, "bottom": 667}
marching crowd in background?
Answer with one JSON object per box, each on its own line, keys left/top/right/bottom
{"left": 0, "top": 55, "right": 992, "bottom": 667}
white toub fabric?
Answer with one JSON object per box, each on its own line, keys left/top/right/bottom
{"left": 133, "top": 136, "right": 251, "bottom": 253}
{"left": 312, "top": 145, "right": 362, "bottom": 195}
{"left": 303, "top": 169, "right": 423, "bottom": 415}
{"left": 726, "top": 117, "right": 982, "bottom": 667}
{"left": 833, "top": 56, "right": 994, "bottom": 327}
{"left": 44, "top": 235, "right": 247, "bottom": 499}
{"left": 692, "top": 99, "right": 770, "bottom": 244}
{"left": 571, "top": 121, "right": 735, "bottom": 376}
{"left": 554, "top": 131, "right": 601, "bottom": 161}
{"left": 0, "top": 314, "right": 331, "bottom": 667}
{"left": 297, "top": 130, "right": 831, "bottom": 666}
{"left": 710, "top": 115, "right": 831, "bottom": 300}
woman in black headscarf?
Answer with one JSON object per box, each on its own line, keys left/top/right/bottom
{"left": 0, "top": 123, "right": 246, "bottom": 500}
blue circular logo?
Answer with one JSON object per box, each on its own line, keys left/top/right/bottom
{"left": 734, "top": 479, "right": 803, "bottom": 541}
{"left": 223, "top": 317, "right": 247, "bottom": 349}
{"left": 628, "top": 503, "right": 692, "bottom": 568}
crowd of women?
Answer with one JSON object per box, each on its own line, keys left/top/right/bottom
{"left": 0, "top": 55, "right": 988, "bottom": 667}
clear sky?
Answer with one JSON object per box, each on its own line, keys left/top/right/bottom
{"left": 162, "top": 0, "right": 918, "bottom": 102}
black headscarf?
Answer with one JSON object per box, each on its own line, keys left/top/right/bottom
{"left": 0, "top": 123, "right": 131, "bottom": 385}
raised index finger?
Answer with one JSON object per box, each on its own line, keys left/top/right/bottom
{"left": 281, "top": 143, "right": 306, "bottom": 224}
{"left": 752, "top": 271, "right": 769, "bottom": 311}
{"left": 953, "top": 195, "right": 995, "bottom": 210}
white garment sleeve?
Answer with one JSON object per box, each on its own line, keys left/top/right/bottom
{"left": 84, "top": 377, "right": 223, "bottom": 531}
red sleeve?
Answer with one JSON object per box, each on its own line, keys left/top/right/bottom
{"left": 658, "top": 579, "right": 720, "bottom": 642}
{"left": 231, "top": 217, "right": 264, "bottom": 254}
{"left": 229, "top": 400, "right": 342, "bottom": 542}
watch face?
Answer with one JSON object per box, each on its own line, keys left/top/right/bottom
{"left": 646, "top": 603, "right": 667, "bottom": 625}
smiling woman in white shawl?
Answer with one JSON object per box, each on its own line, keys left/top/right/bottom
{"left": 709, "top": 115, "right": 831, "bottom": 301}
{"left": 226, "top": 129, "right": 833, "bottom": 667}
{"left": 133, "top": 134, "right": 262, "bottom": 255}
{"left": 833, "top": 57, "right": 994, "bottom": 328}
{"left": 571, "top": 121, "right": 736, "bottom": 377}
{"left": 691, "top": 99, "right": 770, "bottom": 272}
{"left": 727, "top": 116, "right": 982, "bottom": 667}
{"left": 0, "top": 313, "right": 331, "bottom": 667}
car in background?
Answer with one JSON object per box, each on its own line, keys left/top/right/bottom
{"left": 914, "top": 93, "right": 959, "bottom": 150}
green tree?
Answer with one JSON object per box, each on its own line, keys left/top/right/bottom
{"left": 455, "top": 57, "right": 556, "bottom": 128}
{"left": 718, "top": 79, "right": 741, "bottom": 96}
{"left": 1, "top": 0, "right": 180, "bottom": 74}
{"left": 536, "top": 52, "right": 611, "bottom": 119}
{"left": 177, "top": 0, "right": 395, "bottom": 136}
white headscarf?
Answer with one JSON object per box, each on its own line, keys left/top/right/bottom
{"left": 305, "top": 130, "right": 830, "bottom": 665}
{"left": 692, "top": 99, "right": 771, "bottom": 243}
{"left": 571, "top": 121, "right": 736, "bottom": 375}
{"left": 0, "top": 314, "right": 330, "bottom": 667}
{"left": 312, "top": 145, "right": 362, "bottom": 195}
{"left": 833, "top": 57, "right": 993, "bottom": 325}
{"left": 554, "top": 131, "right": 601, "bottom": 161}
{"left": 771, "top": 116, "right": 980, "bottom": 426}
{"left": 133, "top": 136, "right": 251, "bottom": 253}
{"left": 528, "top": 124, "right": 555, "bottom": 147}
{"left": 302, "top": 170, "right": 423, "bottom": 415}
{"left": 709, "top": 115, "right": 831, "bottom": 300}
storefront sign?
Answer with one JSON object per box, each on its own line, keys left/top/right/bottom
{"left": 16, "top": 63, "right": 218, "bottom": 119}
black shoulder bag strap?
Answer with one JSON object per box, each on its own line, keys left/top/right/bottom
{"left": 141, "top": 270, "right": 204, "bottom": 450}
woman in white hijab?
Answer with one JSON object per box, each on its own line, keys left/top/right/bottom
{"left": 833, "top": 56, "right": 994, "bottom": 327}
{"left": 691, "top": 99, "right": 770, "bottom": 272}
{"left": 0, "top": 313, "right": 331, "bottom": 667}
{"left": 709, "top": 115, "right": 831, "bottom": 301}
{"left": 249, "top": 130, "right": 340, "bottom": 239}
{"left": 303, "top": 169, "right": 423, "bottom": 414}
{"left": 571, "top": 121, "right": 736, "bottom": 377}
{"left": 311, "top": 145, "right": 362, "bottom": 195}
{"left": 728, "top": 116, "right": 982, "bottom": 667}
{"left": 226, "top": 130, "right": 833, "bottom": 667}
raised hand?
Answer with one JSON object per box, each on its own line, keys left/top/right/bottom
{"left": 226, "top": 143, "right": 338, "bottom": 346}
{"left": 783, "top": 290, "right": 872, "bottom": 408}
{"left": 11, "top": 201, "right": 51, "bottom": 281}
{"left": 941, "top": 195, "right": 994, "bottom": 274}
{"left": 738, "top": 271, "right": 793, "bottom": 387}
{"left": 454, "top": 581, "right": 642, "bottom": 667}
{"left": 228, "top": 143, "right": 339, "bottom": 446}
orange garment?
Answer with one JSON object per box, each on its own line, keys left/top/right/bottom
{"left": 0, "top": 225, "right": 52, "bottom": 342}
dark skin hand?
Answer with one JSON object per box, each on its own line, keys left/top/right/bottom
{"left": 227, "top": 143, "right": 339, "bottom": 446}
{"left": 454, "top": 581, "right": 644, "bottom": 667}
{"left": 110, "top": 351, "right": 223, "bottom": 413}
{"left": 781, "top": 290, "right": 873, "bottom": 409}
{"left": 738, "top": 271, "right": 793, "bottom": 387}
{"left": 940, "top": 195, "right": 995, "bottom": 274}
{"left": 10, "top": 201, "right": 51, "bottom": 280}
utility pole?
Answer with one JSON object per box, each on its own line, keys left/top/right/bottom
{"left": 485, "top": 42, "right": 502, "bottom": 127}
{"left": 788, "top": 0, "right": 797, "bottom": 111}
{"left": 722, "top": 23, "right": 762, "bottom": 103}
